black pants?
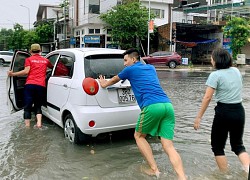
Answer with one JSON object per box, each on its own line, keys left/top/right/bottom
{"left": 211, "top": 102, "right": 246, "bottom": 156}
{"left": 23, "top": 84, "right": 45, "bottom": 119}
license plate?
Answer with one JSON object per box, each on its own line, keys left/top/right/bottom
{"left": 117, "top": 88, "right": 136, "bottom": 103}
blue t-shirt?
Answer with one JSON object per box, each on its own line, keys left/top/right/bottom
{"left": 118, "top": 62, "right": 171, "bottom": 109}
{"left": 206, "top": 67, "right": 242, "bottom": 103}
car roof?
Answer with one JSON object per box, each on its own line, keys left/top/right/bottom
{"left": 51, "top": 48, "right": 125, "bottom": 56}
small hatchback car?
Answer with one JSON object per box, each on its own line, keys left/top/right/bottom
{"left": 142, "top": 51, "right": 182, "bottom": 68}
{"left": 7, "top": 48, "right": 140, "bottom": 144}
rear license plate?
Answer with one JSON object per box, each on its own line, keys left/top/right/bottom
{"left": 117, "top": 88, "right": 136, "bottom": 103}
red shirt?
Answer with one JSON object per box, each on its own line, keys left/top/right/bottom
{"left": 25, "top": 54, "right": 53, "bottom": 87}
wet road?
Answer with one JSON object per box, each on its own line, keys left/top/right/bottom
{"left": 0, "top": 65, "right": 249, "bottom": 180}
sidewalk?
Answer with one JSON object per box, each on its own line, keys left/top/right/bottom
{"left": 154, "top": 64, "right": 213, "bottom": 71}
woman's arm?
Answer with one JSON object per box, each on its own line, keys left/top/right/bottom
{"left": 194, "top": 86, "right": 215, "bottom": 130}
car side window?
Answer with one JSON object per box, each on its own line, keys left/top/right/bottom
{"left": 47, "top": 54, "right": 59, "bottom": 66}
{"left": 54, "top": 55, "right": 74, "bottom": 78}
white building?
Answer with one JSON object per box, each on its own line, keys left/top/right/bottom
{"left": 68, "top": 0, "right": 173, "bottom": 48}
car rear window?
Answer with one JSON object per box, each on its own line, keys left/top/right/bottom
{"left": 84, "top": 54, "right": 124, "bottom": 79}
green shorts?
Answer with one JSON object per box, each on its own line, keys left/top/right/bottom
{"left": 135, "top": 103, "right": 175, "bottom": 140}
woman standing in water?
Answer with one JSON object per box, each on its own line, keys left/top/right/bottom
{"left": 194, "top": 48, "right": 249, "bottom": 174}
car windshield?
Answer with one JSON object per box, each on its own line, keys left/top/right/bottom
{"left": 84, "top": 54, "right": 125, "bottom": 79}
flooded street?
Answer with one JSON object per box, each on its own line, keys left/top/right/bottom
{"left": 0, "top": 65, "right": 249, "bottom": 180}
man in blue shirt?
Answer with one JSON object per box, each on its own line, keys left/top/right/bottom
{"left": 98, "top": 48, "right": 186, "bottom": 179}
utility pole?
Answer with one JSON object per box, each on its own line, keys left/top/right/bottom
{"left": 64, "top": 5, "right": 67, "bottom": 48}
{"left": 147, "top": 0, "right": 151, "bottom": 56}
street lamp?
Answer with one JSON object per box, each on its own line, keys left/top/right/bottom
{"left": 20, "top": 5, "right": 30, "bottom": 30}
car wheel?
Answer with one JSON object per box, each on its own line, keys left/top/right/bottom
{"left": 64, "top": 114, "right": 90, "bottom": 144}
{"left": 0, "top": 59, "right": 4, "bottom": 65}
{"left": 168, "top": 61, "right": 177, "bottom": 68}
{"left": 64, "top": 114, "right": 82, "bottom": 144}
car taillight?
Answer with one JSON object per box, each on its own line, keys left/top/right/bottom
{"left": 82, "top": 77, "right": 99, "bottom": 95}
{"left": 89, "top": 120, "right": 95, "bottom": 127}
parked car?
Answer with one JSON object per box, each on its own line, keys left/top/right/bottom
{"left": 0, "top": 51, "right": 14, "bottom": 64}
{"left": 7, "top": 48, "right": 140, "bottom": 144}
{"left": 142, "top": 51, "right": 182, "bottom": 68}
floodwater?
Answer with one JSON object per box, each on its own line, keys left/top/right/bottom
{"left": 0, "top": 65, "right": 249, "bottom": 180}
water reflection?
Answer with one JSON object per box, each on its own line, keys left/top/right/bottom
{"left": 0, "top": 66, "right": 249, "bottom": 179}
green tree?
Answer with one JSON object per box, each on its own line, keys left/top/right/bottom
{"left": 0, "top": 28, "right": 14, "bottom": 50}
{"left": 8, "top": 24, "right": 27, "bottom": 50}
{"left": 100, "top": 1, "right": 154, "bottom": 49}
{"left": 223, "top": 17, "right": 250, "bottom": 59}
{"left": 35, "top": 21, "right": 54, "bottom": 43}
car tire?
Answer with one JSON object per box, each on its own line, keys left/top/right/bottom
{"left": 0, "top": 59, "right": 4, "bottom": 65}
{"left": 64, "top": 114, "right": 89, "bottom": 144}
{"left": 168, "top": 61, "right": 177, "bottom": 68}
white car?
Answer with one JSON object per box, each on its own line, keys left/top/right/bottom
{"left": 0, "top": 51, "right": 14, "bottom": 64}
{"left": 7, "top": 48, "right": 140, "bottom": 144}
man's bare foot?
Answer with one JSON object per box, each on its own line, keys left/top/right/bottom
{"left": 140, "top": 165, "right": 161, "bottom": 178}
{"left": 25, "top": 120, "right": 30, "bottom": 128}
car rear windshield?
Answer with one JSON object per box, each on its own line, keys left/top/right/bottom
{"left": 84, "top": 54, "right": 124, "bottom": 79}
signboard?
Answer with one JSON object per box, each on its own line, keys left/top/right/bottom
{"left": 84, "top": 35, "right": 100, "bottom": 44}
{"left": 70, "top": 37, "right": 76, "bottom": 45}
{"left": 223, "top": 36, "right": 232, "bottom": 55}
{"left": 182, "top": 58, "right": 189, "bottom": 65}
{"left": 148, "top": 20, "right": 154, "bottom": 33}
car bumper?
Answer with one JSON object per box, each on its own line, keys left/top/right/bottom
{"left": 73, "top": 105, "right": 140, "bottom": 137}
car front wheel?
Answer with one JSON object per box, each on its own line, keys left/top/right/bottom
{"left": 168, "top": 61, "right": 177, "bottom": 68}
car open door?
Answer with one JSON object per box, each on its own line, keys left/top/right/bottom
{"left": 7, "top": 50, "right": 30, "bottom": 113}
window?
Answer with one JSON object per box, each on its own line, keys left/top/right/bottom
{"left": 47, "top": 54, "right": 59, "bottom": 66}
{"left": 95, "top": 29, "right": 100, "bottom": 34}
{"left": 151, "top": 9, "right": 165, "bottom": 19}
{"left": 89, "top": 0, "right": 100, "bottom": 14}
{"left": 107, "top": 36, "right": 112, "bottom": 42}
{"left": 84, "top": 54, "right": 124, "bottom": 79}
{"left": 82, "top": 29, "right": 85, "bottom": 35}
{"left": 107, "top": 29, "right": 112, "bottom": 34}
{"left": 89, "top": 29, "right": 94, "bottom": 34}
{"left": 89, "top": 29, "right": 100, "bottom": 34}
{"left": 76, "top": 30, "right": 80, "bottom": 36}
{"left": 0, "top": 51, "right": 13, "bottom": 56}
{"left": 54, "top": 55, "right": 74, "bottom": 78}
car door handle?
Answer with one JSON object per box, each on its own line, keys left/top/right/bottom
{"left": 63, "top": 84, "right": 68, "bottom": 88}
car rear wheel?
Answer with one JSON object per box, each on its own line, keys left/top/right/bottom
{"left": 64, "top": 114, "right": 89, "bottom": 144}
{"left": 168, "top": 61, "right": 177, "bottom": 68}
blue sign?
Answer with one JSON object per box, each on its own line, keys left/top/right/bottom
{"left": 70, "top": 37, "right": 76, "bottom": 45}
{"left": 223, "top": 36, "right": 232, "bottom": 55}
{"left": 84, "top": 35, "right": 100, "bottom": 44}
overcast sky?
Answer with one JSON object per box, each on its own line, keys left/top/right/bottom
{"left": 0, "top": 0, "right": 61, "bottom": 30}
